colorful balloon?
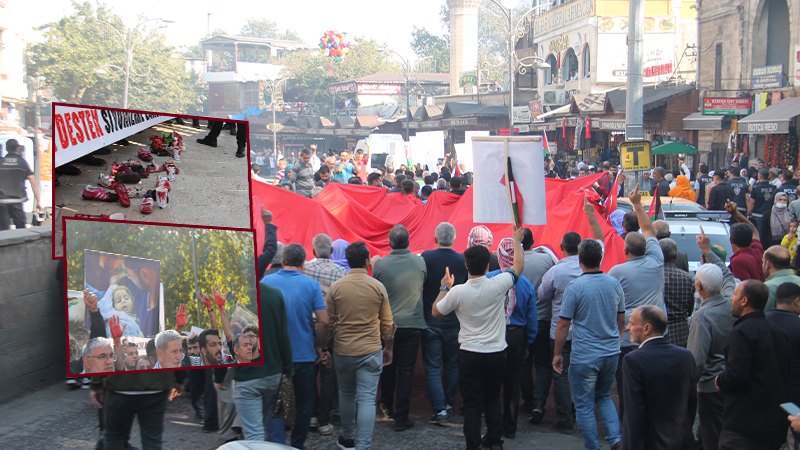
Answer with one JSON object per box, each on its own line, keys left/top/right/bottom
{"left": 319, "top": 30, "right": 349, "bottom": 64}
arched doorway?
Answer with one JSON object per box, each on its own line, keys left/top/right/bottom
{"left": 544, "top": 54, "right": 558, "bottom": 84}
{"left": 582, "top": 44, "right": 591, "bottom": 79}
{"left": 562, "top": 48, "right": 579, "bottom": 81}
{"left": 753, "top": 0, "right": 791, "bottom": 82}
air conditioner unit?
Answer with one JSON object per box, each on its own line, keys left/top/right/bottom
{"left": 542, "top": 89, "right": 567, "bottom": 106}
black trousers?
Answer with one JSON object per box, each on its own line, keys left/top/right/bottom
{"left": 718, "top": 430, "right": 783, "bottom": 450}
{"left": 459, "top": 349, "right": 506, "bottom": 450}
{"left": 203, "top": 368, "right": 219, "bottom": 431}
{"left": 502, "top": 327, "right": 526, "bottom": 436}
{"left": 104, "top": 390, "right": 168, "bottom": 450}
{"left": 615, "top": 345, "right": 636, "bottom": 420}
{"left": 523, "top": 319, "right": 552, "bottom": 409}
{"left": 314, "top": 339, "right": 338, "bottom": 426}
{"left": 0, "top": 203, "right": 25, "bottom": 230}
{"left": 698, "top": 391, "right": 725, "bottom": 450}
{"left": 188, "top": 368, "right": 205, "bottom": 416}
{"left": 380, "top": 328, "right": 422, "bottom": 422}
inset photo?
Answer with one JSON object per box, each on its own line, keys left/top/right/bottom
{"left": 52, "top": 103, "right": 251, "bottom": 258}
{"left": 65, "top": 218, "right": 260, "bottom": 376}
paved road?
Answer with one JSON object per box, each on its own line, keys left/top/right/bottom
{"left": 0, "top": 358, "right": 610, "bottom": 450}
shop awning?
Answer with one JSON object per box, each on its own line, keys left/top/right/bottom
{"left": 737, "top": 97, "right": 800, "bottom": 134}
{"left": 651, "top": 141, "right": 698, "bottom": 155}
{"left": 682, "top": 112, "right": 723, "bottom": 131}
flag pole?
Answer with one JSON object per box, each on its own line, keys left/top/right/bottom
{"left": 503, "top": 138, "right": 518, "bottom": 228}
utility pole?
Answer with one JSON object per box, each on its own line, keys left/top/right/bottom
{"left": 626, "top": 0, "right": 645, "bottom": 141}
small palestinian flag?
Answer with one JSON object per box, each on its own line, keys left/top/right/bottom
{"left": 500, "top": 157, "right": 524, "bottom": 227}
{"left": 649, "top": 185, "right": 662, "bottom": 221}
{"left": 542, "top": 132, "right": 550, "bottom": 154}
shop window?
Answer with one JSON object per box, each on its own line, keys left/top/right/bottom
{"left": 243, "top": 82, "right": 259, "bottom": 108}
{"left": 563, "top": 48, "right": 579, "bottom": 82}
{"left": 582, "top": 44, "right": 591, "bottom": 79}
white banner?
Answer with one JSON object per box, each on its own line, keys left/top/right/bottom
{"left": 54, "top": 104, "right": 170, "bottom": 167}
{"left": 472, "top": 137, "right": 546, "bottom": 225}
{"left": 596, "top": 33, "right": 677, "bottom": 84}
{"left": 458, "top": 131, "right": 490, "bottom": 173}
{"left": 409, "top": 131, "right": 444, "bottom": 173}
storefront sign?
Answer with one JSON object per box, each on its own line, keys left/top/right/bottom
{"left": 334, "top": 129, "right": 353, "bottom": 136}
{"left": 513, "top": 106, "right": 532, "bottom": 124}
{"left": 421, "top": 120, "right": 441, "bottom": 129}
{"left": 530, "top": 122, "right": 556, "bottom": 132}
{"left": 529, "top": 101, "right": 543, "bottom": 119}
{"left": 443, "top": 118, "right": 478, "bottom": 127}
{"left": 702, "top": 98, "right": 752, "bottom": 116}
{"left": 743, "top": 121, "right": 786, "bottom": 134}
{"left": 533, "top": 0, "right": 594, "bottom": 36}
{"left": 408, "top": 122, "right": 420, "bottom": 129}
{"left": 517, "top": 124, "right": 530, "bottom": 133}
{"left": 327, "top": 81, "right": 357, "bottom": 95}
{"left": 459, "top": 73, "right": 478, "bottom": 87}
{"left": 698, "top": 131, "right": 713, "bottom": 152}
{"left": 752, "top": 65, "right": 783, "bottom": 90}
{"left": 548, "top": 35, "right": 571, "bottom": 54}
{"left": 596, "top": 26, "right": 676, "bottom": 84}
{"left": 590, "top": 118, "right": 661, "bottom": 131}
{"left": 357, "top": 83, "right": 403, "bottom": 95}
{"left": 619, "top": 140, "right": 652, "bottom": 172}
{"left": 318, "top": 129, "right": 335, "bottom": 135}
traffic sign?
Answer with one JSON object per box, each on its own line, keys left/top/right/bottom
{"left": 619, "top": 140, "right": 651, "bottom": 172}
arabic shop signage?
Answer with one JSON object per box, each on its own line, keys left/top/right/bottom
{"left": 752, "top": 65, "right": 784, "bottom": 90}
{"left": 327, "top": 81, "right": 357, "bottom": 95}
{"left": 533, "top": 0, "right": 594, "bottom": 36}
{"left": 702, "top": 98, "right": 752, "bottom": 116}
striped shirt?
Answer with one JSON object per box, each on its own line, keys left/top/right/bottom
{"left": 304, "top": 258, "right": 347, "bottom": 298}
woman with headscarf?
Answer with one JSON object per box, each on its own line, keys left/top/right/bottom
{"left": 468, "top": 225, "right": 500, "bottom": 271}
{"left": 761, "top": 192, "right": 793, "bottom": 248}
{"left": 331, "top": 239, "right": 351, "bottom": 272}
{"left": 668, "top": 175, "right": 697, "bottom": 202}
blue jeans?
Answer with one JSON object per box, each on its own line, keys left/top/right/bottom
{"left": 290, "top": 362, "right": 316, "bottom": 449}
{"left": 569, "top": 355, "right": 621, "bottom": 450}
{"left": 421, "top": 326, "right": 460, "bottom": 413}
{"left": 232, "top": 374, "right": 282, "bottom": 442}
{"left": 335, "top": 349, "right": 383, "bottom": 450}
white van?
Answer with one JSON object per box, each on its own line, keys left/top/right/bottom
{"left": 0, "top": 134, "right": 42, "bottom": 226}
{"left": 356, "top": 134, "right": 409, "bottom": 170}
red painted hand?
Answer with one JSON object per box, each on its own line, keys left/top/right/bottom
{"left": 109, "top": 315, "right": 127, "bottom": 339}
{"left": 212, "top": 287, "right": 227, "bottom": 310}
{"left": 175, "top": 303, "right": 191, "bottom": 329}
{"left": 200, "top": 293, "right": 214, "bottom": 311}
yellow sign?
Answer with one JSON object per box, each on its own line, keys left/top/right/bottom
{"left": 640, "top": 191, "right": 651, "bottom": 196}
{"left": 619, "top": 140, "right": 652, "bottom": 172}
{"left": 267, "top": 123, "right": 284, "bottom": 132}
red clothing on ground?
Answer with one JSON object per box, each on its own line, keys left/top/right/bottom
{"left": 729, "top": 239, "right": 765, "bottom": 282}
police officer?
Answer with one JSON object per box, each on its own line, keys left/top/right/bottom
{"left": 0, "top": 139, "right": 40, "bottom": 230}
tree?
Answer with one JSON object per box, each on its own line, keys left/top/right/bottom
{"left": 410, "top": 26, "right": 450, "bottom": 74}
{"left": 239, "top": 18, "right": 303, "bottom": 43}
{"left": 29, "top": 1, "right": 200, "bottom": 114}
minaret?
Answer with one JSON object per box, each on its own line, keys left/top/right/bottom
{"left": 447, "top": 0, "right": 481, "bottom": 94}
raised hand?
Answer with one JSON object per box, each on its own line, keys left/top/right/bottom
{"left": 109, "top": 315, "right": 127, "bottom": 340}
{"left": 440, "top": 267, "right": 455, "bottom": 289}
{"left": 696, "top": 225, "right": 711, "bottom": 253}
{"left": 212, "top": 287, "right": 227, "bottom": 310}
{"left": 628, "top": 183, "right": 642, "bottom": 205}
{"left": 175, "top": 303, "right": 191, "bottom": 330}
{"left": 583, "top": 195, "right": 595, "bottom": 216}
{"left": 199, "top": 292, "right": 214, "bottom": 311}
{"left": 724, "top": 199, "right": 738, "bottom": 216}
{"left": 83, "top": 289, "right": 99, "bottom": 313}
{"left": 261, "top": 207, "right": 273, "bottom": 225}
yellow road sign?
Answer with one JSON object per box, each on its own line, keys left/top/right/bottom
{"left": 619, "top": 140, "right": 651, "bottom": 172}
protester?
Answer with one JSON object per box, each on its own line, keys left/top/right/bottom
{"left": 761, "top": 191, "right": 792, "bottom": 248}
{"left": 420, "top": 223, "right": 468, "bottom": 425}
{"left": 668, "top": 175, "right": 696, "bottom": 201}
{"left": 620, "top": 306, "right": 697, "bottom": 450}
{"left": 688, "top": 228, "right": 737, "bottom": 450}
{"left": 433, "top": 227, "right": 525, "bottom": 450}
{"left": 708, "top": 171, "right": 734, "bottom": 211}
{"left": 257, "top": 208, "right": 278, "bottom": 280}
{"left": 767, "top": 283, "right": 800, "bottom": 449}
{"left": 331, "top": 239, "right": 351, "bottom": 272}
{"left": 261, "top": 244, "right": 329, "bottom": 450}
{"left": 553, "top": 237, "right": 624, "bottom": 450}
{"left": 619, "top": 211, "right": 640, "bottom": 240}
{"left": 530, "top": 231, "right": 582, "bottom": 432}
{"left": 653, "top": 220, "right": 690, "bottom": 272}
{"left": 716, "top": 280, "right": 791, "bottom": 449}
{"left": 468, "top": 225, "right": 500, "bottom": 271}
{"left": 608, "top": 186, "right": 666, "bottom": 419}
{"left": 650, "top": 166, "right": 670, "bottom": 197}
{"left": 373, "top": 225, "right": 427, "bottom": 432}
{"left": 659, "top": 238, "right": 695, "bottom": 348}
{"left": 726, "top": 200, "right": 766, "bottom": 281}
{"left": 486, "top": 237, "right": 537, "bottom": 439}
{"left": 761, "top": 245, "right": 800, "bottom": 314}
{"left": 782, "top": 220, "right": 799, "bottom": 262}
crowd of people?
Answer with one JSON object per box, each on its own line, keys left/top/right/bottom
{"left": 76, "top": 149, "right": 800, "bottom": 450}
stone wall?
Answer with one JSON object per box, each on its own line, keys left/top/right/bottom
{"left": 0, "top": 227, "right": 64, "bottom": 405}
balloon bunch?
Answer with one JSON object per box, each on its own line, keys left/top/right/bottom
{"left": 319, "top": 30, "right": 350, "bottom": 62}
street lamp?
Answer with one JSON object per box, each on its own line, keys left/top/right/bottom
{"left": 484, "top": 0, "right": 550, "bottom": 133}
{"left": 95, "top": 17, "right": 174, "bottom": 109}
{"left": 377, "top": 48, "right": 431, "bottom": 141}
{"left": 265, "top": 76, "right": 291, "bottom": 156}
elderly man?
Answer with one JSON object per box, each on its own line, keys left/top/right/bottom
{"left": 659, "top": 238, "right": 695, "bottom": 348}
{"left": 653, "top": 220, "right": 689, "bottom": 272}
{"left": 420, "top": 223, "right": 469, "bottom": 425}
{"left": 621, "top": 306, "right": 697, "bottom": 450}
{"left": 688, "top": 229, "right": 737, "bottom": 450}
{"left": 763, "top": 245, "right": 800, "bottom": 312}
{"left": 651, "top": 166, "right": 671, "bottom": 197}
{"left": 640, "top": 170, "right": 654, "bottom": 193}
{"left": 291, "top": 148, "right": 315, "bottom": 198}
{"left": 373, "top": 225, "right": 428, "bottom": 432}
{"left": 83, "top": 338, "right": 115, "bottom": 374}
{"left": 262, "top": 244, "right": 329, "bottom": 450}
{"left": 304, "top": 233, "right": 346, "bottom": 436}
{"left": 232, "top": 335, "right": 253, "bottom": 364}
{"left": 154, "top": 330, "right": 186, "bottom": 369}
{"left": 608, "top": 187, "right": 666, "bottom": 419}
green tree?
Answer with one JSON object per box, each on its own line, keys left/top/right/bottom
{"left": 29, "top": 1, "right": 199, "bottom": 113}
{"left": 410, "top": 26, "right": 450, "bottom": 73}
{"left": 66, "top": 221, "right": 257, "bottom": 331}
{"left": 239, "top": 18, "right": 303, "bottom": 43}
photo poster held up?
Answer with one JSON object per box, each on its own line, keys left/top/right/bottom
{"left": 472, "top": 137, "right": 546, "bottom": 225}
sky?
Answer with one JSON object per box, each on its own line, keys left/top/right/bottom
{"left": 14, "top": 0, "right": 449, "bottom": 62}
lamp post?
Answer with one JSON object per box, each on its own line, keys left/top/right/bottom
{"left": 484, "top": 0, "right": 550, "bottom": 133}
{"left": 95, "top": 18, "right": 173, "bottom": 109}
{"left": 377, "top": 48, "right": 431, "bottom": 141}
{"left": 265, "top": 76, "right": 290, "bottom": 156}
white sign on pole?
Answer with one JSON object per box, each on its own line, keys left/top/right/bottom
{"left": 472, "top": 137, "right": 546, "bottom": 225}
{"left": 458, "top": 131, "right": 490, "bottom": 173}
{"left": 409, "top": 131, "right": 444, "bottom": 173}
{"left": 54, "top": 104, "right": 170, "bottom": 167}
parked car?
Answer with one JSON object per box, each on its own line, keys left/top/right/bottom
{"left": 617, "top": 196, "right": 706, "bottom": 213}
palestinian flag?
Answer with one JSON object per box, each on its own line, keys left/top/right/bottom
{"left": 542, "top": 132, "right": 550, "bottom": 154}
{"left": 649, "top": 185, "right": 662, "bottom": 221}
{"left": 500, "top": 157, "right": 524, "bottom": 226}
{"left": 604, "top": 169, "right": 622, "bottom": 218}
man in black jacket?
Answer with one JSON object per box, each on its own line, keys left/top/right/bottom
{"left": 767, "top": 282, "right": 800, "bottom": 449}
{"left": 257, "top": 207, "right": 278, "bottom": 280}
{"left": 708, "top": 171, "right": 734, "bottom": 211}
{"left": 716, "top": 280, "right": 791, "bottom": 449}
{"left": 621, "top": 305, "right": 697, "bottom": 450}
